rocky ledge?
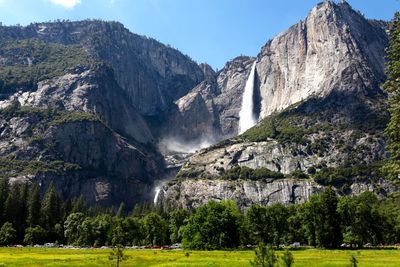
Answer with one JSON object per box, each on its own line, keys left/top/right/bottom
{"left": 156, "top": 178, "right": 398, "bottom": 210}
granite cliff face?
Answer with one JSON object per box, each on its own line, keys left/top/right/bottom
{"left": 156, "top": 178, "right": 397, "bottom": 210}
{"left": 0, "top": 20, "right": 204, "bottom": 116}
{"left": 0, "top": 36, "right": 166, "bottom": 207}
{"left": 0, "top": 107, "right": 160, "bottom": 207}
{"left": 0, "top": 19, "right": 260, "bottom": 145}
{"left": 157, "top": 1, "right": 394, "bottom": 209}
{"left": 0, "top": 18, "right": 216, "bottom": 207}
{"left": 257, "top": 1, "right": 388, "bottom": 118}
{"left": 165, "top": 56, "right": 256, "bottom": 142}
{"left": 0, "top": 1, "right": 395, "bottom": 208}
{"left": 163, "top": 1, "right": 389, "bottom": 144}
{"left": 0, "top": 65, "right": 153, "bottom": 144}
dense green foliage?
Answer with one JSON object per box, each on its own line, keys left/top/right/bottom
{"left": 222, "top": 166, "right": 285, "bottom": 180}
{"left": 0, "top": 103, "right": 100, "bottom": 125}
{"left": 0, "top": 222, "right": 16, "bottom": 245}
{"left": 0, "top": 179, "right": 398, "bottom": 249}
{"left": 0, "top": 157, "right": 81, "bottom": 177}
{"left": 23, "top": 226, "right": 46, "bottom": 245}
{"left": 181, "top": 200, "right": 242, "bottom": 249}
{"left": 312, "top": 164, "right": 381, "bottom": 188}
{"left": 240, "top": 94, "right": 387, "bottom": 145}
{"left": 0, "top": 38, "right": 98, "bottom": 95}
{"left": 383, "top": 12, "right": 400, "bottom": 180}
{"left": 240, "top": 109, "right": 327, "bottom": 144}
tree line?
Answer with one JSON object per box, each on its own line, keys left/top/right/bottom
{"left": 0, "top": 178, "right": 399, "bottom": 249}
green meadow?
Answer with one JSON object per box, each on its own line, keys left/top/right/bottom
{"left": 0, "top": 248, "right": 399, "bottom": 267}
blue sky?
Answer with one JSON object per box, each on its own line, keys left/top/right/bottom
{"left": 0, "top": 0, "right": 398, "bottom": 69}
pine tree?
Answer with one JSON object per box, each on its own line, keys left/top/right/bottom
{"left": 17, "top": 183, "right": 29, "bottom": 238}
{"left": 3, "top": 183, "right": 28, "bottom": 242}
{"left": 0, "top": 178, "right": 9, "bottom": 225}
{"left": 27, "top": 183, "right": 41, "bottom": 227}
{"left": 281, "top": 250, "right": 294, "bottom": 267}
{"left": 109, "top": 245, "right": 129, "bottom": 267}
{"left": 250, "top": 242, "right": 277, "bottom": 267}
{"left": 319, "top": 187, "right": 342, "bottom": 248}
{"left": 71, "top": 195, "right": 86, "bottom": 214}
{"left": 62, "top": 198, "right": 72, "bottom": 222}
{"left": 383, "top": 12, "right": 400, "bottom": 180}
{"left": 4, "top": 184, "right": 21, "bottom": 227}
{"left": 41, "top": 182, "right": 62, "bottom": 232}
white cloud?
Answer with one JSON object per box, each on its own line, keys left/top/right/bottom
{"left": 49, "top": 0, "right": 81, "bottom": 9}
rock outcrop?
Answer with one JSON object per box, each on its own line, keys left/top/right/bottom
{"left": 0, "top": 35, "right": 165, "bottom": 207}
{"left": 161, "top": 2, "right": 389, "bottom": 144}
{"left": 0, "top": 108, "right": 160, "bottom": 207}
{"left": 0, "top": 20, "right": 204, "bottom": 116}
{"left": 0, "top": 1, "right": 395, "bottom": 209}
{"left": 158, "top": 1, "right": 393, "bottom": 209}
{"left": 0, "top": 65, "right": 153, "bottom": 144}
{"left": 256, "top": 1, "right": 388, "bottom": 118}
{"left": 156, "top": 178, "right": 397, "bottom": 210}
{"left": 178, "top": 132, "right": 386, "bottom": 178}
{"left": 165, "top": 56, "right": 256, "bottom": 142}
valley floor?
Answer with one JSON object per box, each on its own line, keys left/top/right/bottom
{"left": 0, "top": 247, "right": 399, "bottom": 266}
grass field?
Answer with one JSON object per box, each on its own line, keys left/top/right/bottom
{"left": 0, "top": 247, "right": 399, "bottom": 266}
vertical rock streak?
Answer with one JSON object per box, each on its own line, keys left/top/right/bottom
{"left": 239, "top": 61, "right": 257, "bottom": 134}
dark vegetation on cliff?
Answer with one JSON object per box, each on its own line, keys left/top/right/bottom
{"left": 241, "top": 91, "right": 388, "bottom": 144}
{"left": 0, "top": 38, "right": 98, "bottom": 96}
{"left": 0, "top": 104, "right": 99, "bottom": 178}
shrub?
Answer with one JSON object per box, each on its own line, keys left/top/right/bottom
{"left": 289, "top": 170, "right": 309, "bottom": 179}
{"left": 313, "top": 164, "right": 381, "bottom": 187}
{"left": 222, "top": 166, "right": 285, "bottom": 181}
{"left": 281, "top": 250, "right": 294, "bottom": 267}
{"left": 0, "top": 222, "right": 16, "bottom": 245}
{"left": 23, "top": 226, "right": 47, "bottom": 245}
{"left": 250, "top": 242, "right": 277, "bottom": 267}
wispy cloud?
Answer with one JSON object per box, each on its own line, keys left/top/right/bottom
{"left": 49, "top": 0, "right": 81, "bottom": 9}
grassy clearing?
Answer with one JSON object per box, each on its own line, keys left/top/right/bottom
{"left": 0, "top": 248, "right": 399, "bottom": 267}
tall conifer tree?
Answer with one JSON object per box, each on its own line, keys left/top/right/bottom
{"left": 27, "top": 183, "right": 41, "bottom": 227}
{"left": 383, "top": 12, "right": 400, "bottom": 179}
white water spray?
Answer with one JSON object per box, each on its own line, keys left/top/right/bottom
{"left": 238, "top": 61, "right": 257, "bottom": 134}
{"left": 154, "top": 186, "right": 161, "bottom": 205}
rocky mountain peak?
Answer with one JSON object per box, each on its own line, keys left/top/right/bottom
{"left": 157, "top": 1, "right": 394, "bottom": 209}
{"left": 0, "top": 1, "right": 395, "bottom": 209}
{"left": 257, "top": 0, "right": 388, "bottom": 118}
{"left": 199, "top": 63, "right": 216, "bottom": 80}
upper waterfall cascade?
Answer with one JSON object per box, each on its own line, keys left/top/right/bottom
{"left": 238, "top": 61, "right": 258, "bottom": 134}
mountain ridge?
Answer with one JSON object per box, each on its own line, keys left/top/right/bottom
{"left": 0, "top": 1, "right": 396, "bottom": 208}
{"left": 155, "top": 1, "right": 396, "bottom": 209}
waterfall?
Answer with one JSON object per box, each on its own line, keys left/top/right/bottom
{"left": 238, "top": 61, "right": 257, "bottom": 134}
{"left": 153, "top": 186, "right": 161, "bottom": 205}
